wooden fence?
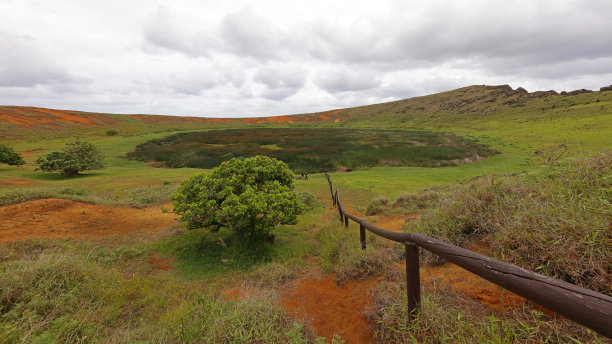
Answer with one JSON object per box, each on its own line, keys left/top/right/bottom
{"left": 324, "top": 173, "right": 612, "bottom": 338}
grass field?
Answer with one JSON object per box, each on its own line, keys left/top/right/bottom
{"left": 1, "top": 85, "right": 610, "bottom": 343}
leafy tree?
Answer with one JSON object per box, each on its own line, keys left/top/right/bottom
{"left": 172, "top": 155, "right": 303, "bottom": 241}
{"left": 36, "top": 141, "right": 105, "bottom": 177}
{"left": 0, "top": 144, "right": 25, "bottom": 166}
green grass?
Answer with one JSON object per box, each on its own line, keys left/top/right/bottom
{"left": 369, "top": 276, "right": 606, "bottom": 343}
{"left": 406, "top": 152, "right": 612, "bottom": 294}
{"left": 0, "top": 240, "right": 319, "bottom": 344}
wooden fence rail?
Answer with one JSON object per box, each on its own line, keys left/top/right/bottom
{"left": 323, "top": 173, "right": 612, "bottom": 338}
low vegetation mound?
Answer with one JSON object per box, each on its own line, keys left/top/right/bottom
{"left": 407, "top": 151, "right": 612, "bottom": 295}
{"left": 127, "top": 128, "right": 496, "bottom": 172}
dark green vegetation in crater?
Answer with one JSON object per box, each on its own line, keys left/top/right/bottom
{"left": 127, "top": 128, "right": 497, "bottom": 172}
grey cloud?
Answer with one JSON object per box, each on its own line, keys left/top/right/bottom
{"left": 300, "top": 1, "right": 612, "bottom": 73}
{"left": 480, "top": 56, "right": 612, "bottom": 80}
{"left": 170, "top": 73, "right": 220, "bottom": 95}
{"left": 314, "top": 68, "right": 381, "bottom": 93}
{"left": 253, "top": 65, "right": 306, "bottom": 100}
{"left": 173, "top": 70, "right": 247, "bottom": 95}
{"left": 0, "top": 28, "right": 78, "bottom": 87}
{"left": 219, "top": 8, "right": 284, "bottom": 61}
{"left": 143, "top": 6, "right": 216, "bottom": 57}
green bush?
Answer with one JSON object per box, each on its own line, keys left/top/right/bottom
{"left": 105, "top": 129, "right": 119, "bottom": 136}
{"left": 35, "top": 141, "right": 106, "bottom": 177}
{"left": 0, "top": 144, "right": 25, "bottom": 166}
{"left": 172, "top": 156, "right": 303, "bottom": 242}
{"left": 296, "top": 191, "right": 320, "bottom": 212}
{"left": 393, "top": 189, "right": 440, "bottom": 212}
{"left": 365, "top": 196, "right": 390, "bottom": 215}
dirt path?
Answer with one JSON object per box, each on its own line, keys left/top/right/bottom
{"left": 0, "top": 198, "right": 179, "bottom": 244}
{"left": 280, "top": 271, "right": 378, "bottom": 343}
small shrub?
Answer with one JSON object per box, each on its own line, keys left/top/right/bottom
{"left": 0, "top": 144, "right": 25, "bottom": 166}
{"left": 317, "top": 223, "right": 391, "bottom": 282}
{"left": 393, "top": 189, "right": 440, "bottom": 212}
{"left": 365, "top": 196, "right": 390, "bottom": 215}
{"left": 296, "top": 191, "right": 320, "bottom": 212}
{"left": 248, "top": 262, "right": 301, "bottom": 286}
{"left": 105, "top": 129, "right": 119, "bottom": 136}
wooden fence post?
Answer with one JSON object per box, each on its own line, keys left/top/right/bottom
{"left": 360, "top": 224, "right": 366, "bottom": 250}
{"left": 332, "top": 187, "right": 336, "bottom": 205}
{"left": 336, "top": 191, "right": 343, "bottom": 222}
{"left": 405, "top": 243, "right": 421, "bottom": 319}
{"left": 344, "top": 215, "right": 349, "bottom": 228}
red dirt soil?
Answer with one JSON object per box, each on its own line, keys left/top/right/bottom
{"left": 0, "top": 107, "right": 119, "bottom": 127}
{"left": 148, "top": 253, "right": 174, "bottom": 270}
{"left": 281, "top": 272, "right": 378, "bottom": 343}
{"left": 0, "top": 106, "right": 343, "bottom": 128}
{"left": 0, "top": 180, "right": 39, "bottom": 186}
{"left": 0, "top": 198, "right": 179, "bottom": 244}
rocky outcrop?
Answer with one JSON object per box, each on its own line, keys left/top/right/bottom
{"left": 560, "top": 89, "right": 593, "bottom": 96}
{"left": 600, "top": 85, "right": 612, "bottom": 92}
{"left": 527, "top": 90, "right": 558, "bottom": 98}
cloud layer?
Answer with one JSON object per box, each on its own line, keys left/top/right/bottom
{"left": 1, "top": 0, "right": 611, "bottom": 117}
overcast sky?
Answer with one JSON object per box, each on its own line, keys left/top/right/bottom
{"left": 1, "top": 0, "right": 611, "bottom": 117}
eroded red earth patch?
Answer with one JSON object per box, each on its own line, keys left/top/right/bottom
{"left": 280, "top": 272, "right": 377, "bottom": 344}
{"left": 0, "top": 198, "right": 179, "bottom": 244}
{"left": 0, "top": 179, "right": 39, "bottom": 186}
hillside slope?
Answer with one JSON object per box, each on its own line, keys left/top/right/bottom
{"left": 2, "top": 85, "right": 611, "bottom": 141}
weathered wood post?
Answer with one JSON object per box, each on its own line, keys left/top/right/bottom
{"left": 331, "top": 187, "right": 336, "bottom": 205}
{"left": 335, "top": 190, "right": 343, "bottom": 222}
{"left": 344, "top": 214, "right": 349, "bottom": 228}
{"left": 405, "top": 242, "right": 421, "bottom": 319}
{"left": 360, "top": 224, "right": 366, "bottom": 250}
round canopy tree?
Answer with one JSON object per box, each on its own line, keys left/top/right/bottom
{"left": 0, "top": 144, "right": 25, "bottom": 166}
{"left": 172, "top": 155, "right": 303, "bottom": 241}
{"left": 36, "top": 141, "right": 105, "bottom": 177}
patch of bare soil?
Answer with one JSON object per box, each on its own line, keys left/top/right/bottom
{"left": 374, "top": 213, "right": 419, "bottom": 232}
{"left": 280, "top": 272, "right": 378, "bottom": 344}
{"left": 0, "top": 179, "right": 39, "bottom": 186}
{"left": 0, "top": 198, "right": 179, "bottom": 244}
{"left": 148, "top": 253, "right": 174, "bottom": 270}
